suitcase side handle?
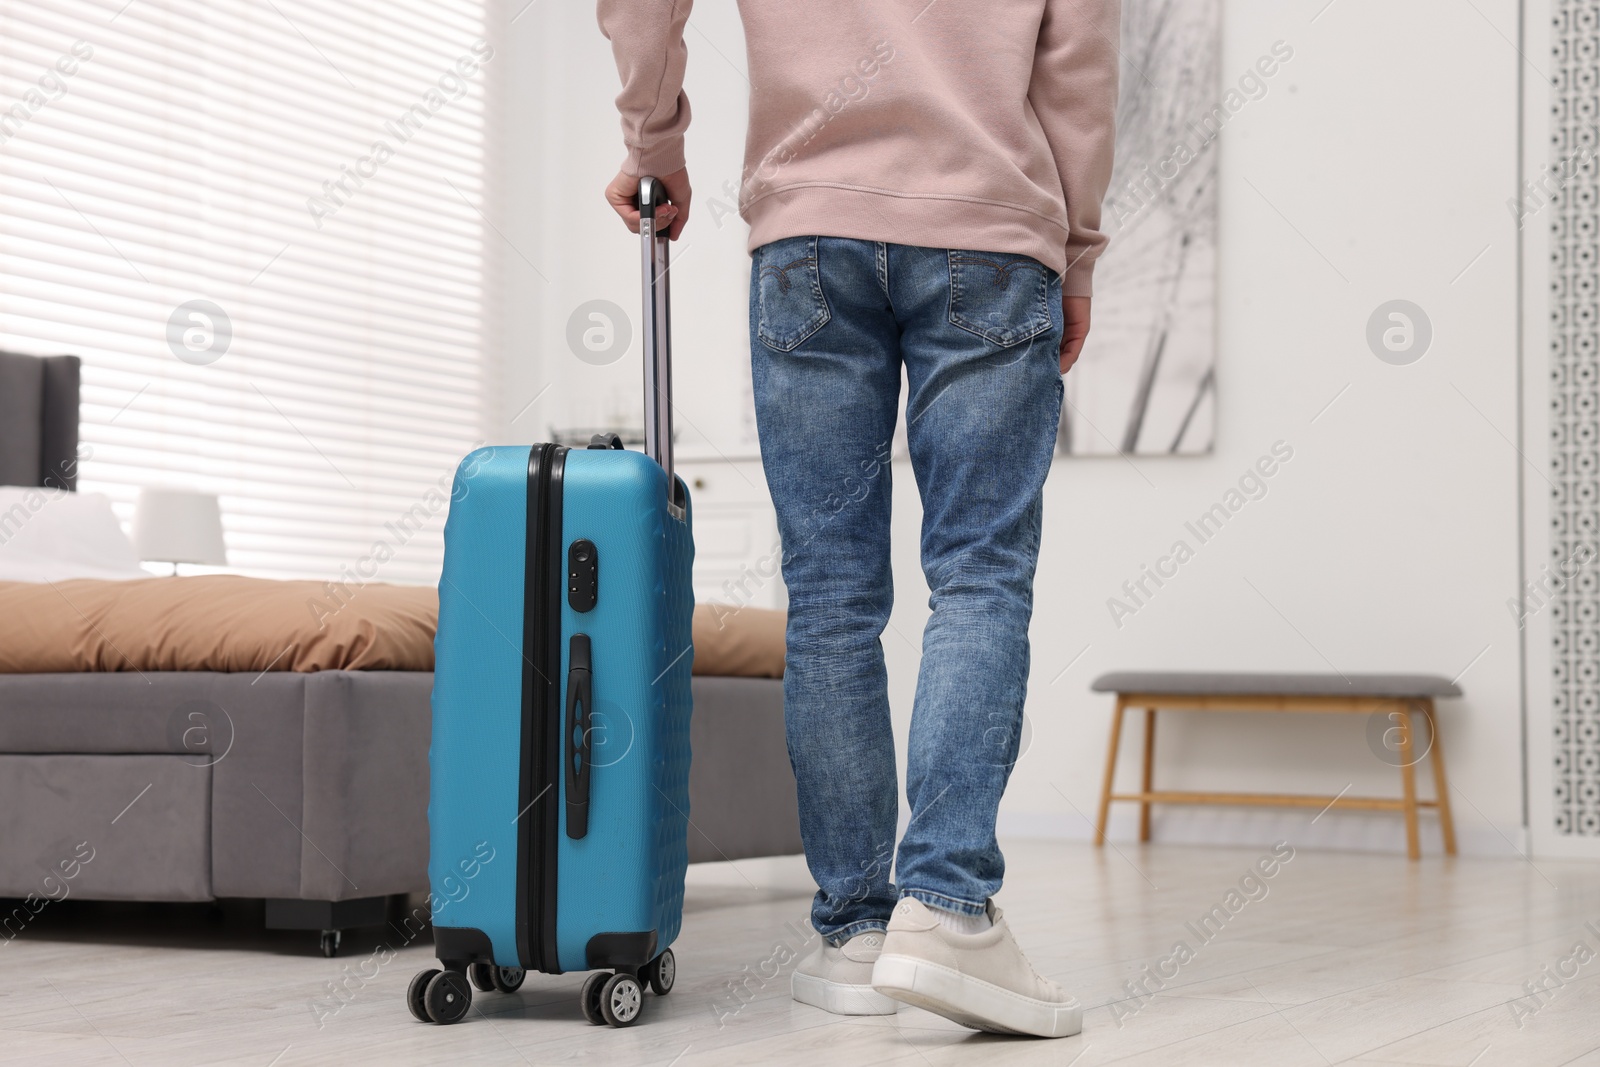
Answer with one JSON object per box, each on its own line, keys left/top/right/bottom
{"left": 564, "top": 633, "right": 593, "bottom": 839}
{"left": 636, "top": 177, "right": 685, "bottom": 521}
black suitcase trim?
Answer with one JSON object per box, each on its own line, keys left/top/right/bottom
{"left": 516, "top": 443, "right": 567, "bottom": 973}
{"left": 586, "top": 929, "right": 658, "bottom": 970}
{"left": 433, "top": 925, "right": 495, "bottom": 971}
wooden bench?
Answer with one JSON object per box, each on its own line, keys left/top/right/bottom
{"left": 1090, "top": 671, "right": 1461, "bottom": 859}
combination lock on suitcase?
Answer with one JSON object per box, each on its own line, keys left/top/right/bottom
{"left": 409, "top": 178, "right": 694, "bottom": 1028}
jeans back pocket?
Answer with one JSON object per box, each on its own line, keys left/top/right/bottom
{"left": 947, "top": 250, "right": 1054, "bottom": 348}
{"left": 755, "top": 236, "right": 831, "bottom": 352}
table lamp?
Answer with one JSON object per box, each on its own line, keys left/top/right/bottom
{"left": 132, "top": 489, "right": 227, "bottom": 575}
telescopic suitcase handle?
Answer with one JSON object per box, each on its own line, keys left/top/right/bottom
{"left": 636, "top": 177, "right": 683, "bottom": 519}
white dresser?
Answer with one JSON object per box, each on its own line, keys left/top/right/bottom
{"left": 677, "top": 456, "right": 785, "bottom": 612}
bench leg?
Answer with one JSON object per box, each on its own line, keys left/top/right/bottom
{"left": 1423, "top": 699, "right": 1458, "bottom": 856}
{"left": 1396, "top": 699, "right": 1422, "bottom": 860}
{"left": 1094, "top": 696, "right": 1128, "bottom": 846}
{"left": 1140, "top": 708, "right": 1157, "bottom": 842}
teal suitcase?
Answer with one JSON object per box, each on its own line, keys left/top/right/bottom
{"left": 409, "top": 179, "right": 694, "bottom": 1028}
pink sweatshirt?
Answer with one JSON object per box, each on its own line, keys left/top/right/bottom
{"left": 597, "top": 0, "right": 1120, "bottom": 296}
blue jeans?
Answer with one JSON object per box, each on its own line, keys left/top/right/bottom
{"left": 749, "top": 237, "right": 1064, "bottom": 942}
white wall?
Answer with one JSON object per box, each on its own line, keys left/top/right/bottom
{"left": 998, "top": 0, "right": 1526, "bottom": 854}
{"left": 500, "top": 0, "right": 1528, "bottom": 856}
{"left": 497, "top": 1, "right": 757, "bottom": 456}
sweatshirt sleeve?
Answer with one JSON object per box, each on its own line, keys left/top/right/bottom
{"left": 1030, "top": 0, "right": 1120, "bottom": 297}
{"left": 596, "top": 0, "right": 694, "bottom": 177}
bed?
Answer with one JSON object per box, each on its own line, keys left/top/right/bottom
{"left": 0, "top": 350, "right": 800, "bottom": 955}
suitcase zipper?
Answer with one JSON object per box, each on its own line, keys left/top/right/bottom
{"left": 517, "top": 442, "right": 566, "bottom": 973}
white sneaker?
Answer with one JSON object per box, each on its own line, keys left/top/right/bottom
{"left": 791, "top": 930, "right": 900, "bottom": 1016}
{"left": 872, "top": 897, "right": 1082, "bottom": 1037}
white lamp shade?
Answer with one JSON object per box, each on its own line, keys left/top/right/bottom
{"left": 131, "top": 489, "right": 227, "bottom": 566}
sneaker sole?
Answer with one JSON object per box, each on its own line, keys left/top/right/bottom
{"left": 871, "top": 953, "right": 1083, "bottom": 1038}
{"left": 791, "top": 971, "right": 900, "bottom": 1016}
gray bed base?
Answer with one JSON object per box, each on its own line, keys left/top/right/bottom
{"left": 0, "top": 671, "right": 798, "bottom": 952}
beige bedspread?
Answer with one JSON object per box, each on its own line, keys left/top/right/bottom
{"left": 0, "top": 576, "right": 784, "bottom": 677}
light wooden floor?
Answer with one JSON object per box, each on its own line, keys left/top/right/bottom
{"left": 5, "top": 840, "right": 1600, "bottom": 1066}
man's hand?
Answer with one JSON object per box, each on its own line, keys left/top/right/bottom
{"left": 1060, "top": 296, "right": 1091, "bottom": 375}
{"left": 605, "top": 167, "right": 692, "bottom": 240}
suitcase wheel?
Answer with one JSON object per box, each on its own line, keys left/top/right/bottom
{"left": 643, "top": 949, "right": 676, "bottom": 996}
{"left": 598, "top": 972, "right": 644, "bottom": 1027}
{"left": 492, "top": 966, "right": 527, "bottom": 993}
{"left": 468, "top": 962, "right": 526, "bottom": 994}
{"left": 467, "top": 963, "right": 496, "bottom": 992}
{"left": 422, "top": 969, "right": 473, "bottom": 1025}
{"left": 580, "top": 971, "right": 609, "bottom": 1025}
{"left": 406, "top": 969, "right": 439, "bottom": 1023}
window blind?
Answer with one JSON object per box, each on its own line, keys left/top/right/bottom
{"left": 0, "top": 0, "right": 497, "bottom": 583}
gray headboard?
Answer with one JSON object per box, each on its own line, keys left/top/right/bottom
{"left": 0, "top": 351, "right": 81, "bottom": 491}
